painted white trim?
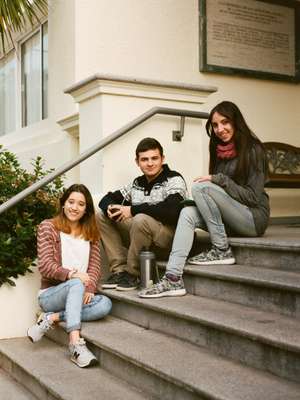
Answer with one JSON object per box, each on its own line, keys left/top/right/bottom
{"left": 65, "top": 74, "right": 217, "bottom": 105}
{"left": 57, "top": 113, "right": 79, "bottom": 138}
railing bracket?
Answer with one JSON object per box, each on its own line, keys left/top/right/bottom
{"left": 172, "top": 116, "right": 185, "bottom": 142}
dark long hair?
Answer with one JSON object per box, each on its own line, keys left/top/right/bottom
{"left": 52, "top": 184, "right": 100, "bottom": 242}
{"left": 205, "top": 101, "right": 266, "bottom": 184}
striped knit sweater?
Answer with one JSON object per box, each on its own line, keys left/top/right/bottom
{"left": 37, "top": 219, "right": 101, "bottom": 293}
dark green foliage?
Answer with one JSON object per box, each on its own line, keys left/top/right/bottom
{"left": 0, "top": 146, "right": 64, "bottom": 286}
{"left": 0, "top": 0, "right": 48, "bottom": 53}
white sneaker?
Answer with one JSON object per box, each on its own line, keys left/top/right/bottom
{"left": 69, "top": 338, "right": 98, "bottom": 368}
{"left": 27, "top": 313, "right": 54, "bottom": 342}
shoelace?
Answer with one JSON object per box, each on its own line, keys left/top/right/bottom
{"left": 151, "top": 277, "right": 170, "bottom": 292}
{"left": 38, "top": 316, "right": 54, "bottom": 332}
{"left": 74, "top": 338, "right": 86, "bottom": 348}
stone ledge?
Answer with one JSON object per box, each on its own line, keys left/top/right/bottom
{"left": 64, "top": 73, "right": 217, "bottom": 95}
{"left": 64, "top": 73, "right": 217, "bottom": 104}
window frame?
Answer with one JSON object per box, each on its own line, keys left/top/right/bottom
{"left": 20, "top": 20, "right": 48, "bottom": 128}
{"left": 0, "top": 19, "right": 48, "bottom": 136}
{"left": 0, "top": 49, "right": 18, "bottom": 136}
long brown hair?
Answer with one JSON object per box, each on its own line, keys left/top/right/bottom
{"left": 205, "top": 101, "right": 267, "bottom": 184}
{"left": 52, "top": 184, "right": 100, "bottom": 242}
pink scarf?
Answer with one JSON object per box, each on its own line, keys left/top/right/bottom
{"left": 216, "top": 142, "right": 237, "bottom": 159}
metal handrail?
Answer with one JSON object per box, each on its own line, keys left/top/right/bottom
{"left": 0, "top": 106, "right": 209, "bottom": 215}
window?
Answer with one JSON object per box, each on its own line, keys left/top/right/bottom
{"left": 21, "top": 22, "right": 48, "bottom": 127}
{"left": 0, "top": 22, "right": 48, "bottom": 136}
{"left": 0, "top": 53, "right": 16, "bottom": 136}
{"left": 42, "top": 23, "right": 48, "bottom": 119}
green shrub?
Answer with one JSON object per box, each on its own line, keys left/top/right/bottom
{"left": 0, "top": 146, "right": 64, "bottom": 286}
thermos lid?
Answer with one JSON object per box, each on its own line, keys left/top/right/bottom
{"left": 140, "top": 246, "right": 151, "bottom": 252}
{"left": 140, "top": 246, "right": 155, "bottom": 256}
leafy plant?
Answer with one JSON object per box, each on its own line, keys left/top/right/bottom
{"left": 0, "top": 0, "right": 48, "bottom": 53}
{"left": 0, "top": 146, "right": 64, "bottom": 286}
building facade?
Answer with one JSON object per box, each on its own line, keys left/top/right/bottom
{"left": 0, "top": 0, "right": 299, "bottom": 337}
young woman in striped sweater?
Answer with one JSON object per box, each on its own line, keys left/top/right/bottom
{"left": 27, "top": 184, "right": 112, "bottom": 367}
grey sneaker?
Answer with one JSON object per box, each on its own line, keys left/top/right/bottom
{"left": 188, "top": 246, "right": 235, "bottom": 265}
{"left": 27, "top": 313, "right": 54, "bottom": 342}
{"left": 138, "top": 275, "right": 186, "bottom": 298}
{"left": 69, "top": 338, "right": 98, "bottom": 368}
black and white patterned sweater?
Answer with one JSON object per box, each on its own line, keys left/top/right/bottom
{"left": 99, "top": 164, "right": 187, "bottom": 226}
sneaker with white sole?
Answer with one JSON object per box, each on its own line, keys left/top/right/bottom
{"left": 138, "top": 275, "right": 186, "bottom": 298}
{"left": 116, "top": 272, "right": 139, "bottom": 291}
{"left": 188, "top": 246, "right": 235, "bottom": 265}
{"left": 102, "top": 272, "right": 127, "bottom": 289}
{"left": 69, "top": 338, "right": 98, "bottom": 368}
{"left": 27, "top": 313, "right": 54, "bottom": 342}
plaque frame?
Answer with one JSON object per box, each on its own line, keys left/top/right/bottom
{"left": 199, "top": 0, "right": 300, "bottom": 83}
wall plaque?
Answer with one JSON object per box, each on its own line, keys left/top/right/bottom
{"left": 199, "top": 0, "right": 300, "bottom": 82}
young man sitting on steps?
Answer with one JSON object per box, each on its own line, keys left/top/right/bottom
{"left": 97, "top": 137, "right": 187, "bottom": 291}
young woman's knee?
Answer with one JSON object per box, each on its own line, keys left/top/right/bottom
{"left": 99, "top": 295, "right": 112, "bottom": 317}
{"left": 91, "top": 295, "right": 112, "bottom": 319}
{"left": 191, "top": 181, "right": 214, "bottom": 196}
{"left": 68, "top": 278, "right": 85, "bottom": 292}
{"left": 179, "top": 206, "right": 199, "bottom": 227}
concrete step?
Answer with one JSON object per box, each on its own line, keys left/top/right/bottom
{"left": 157, "top": 262, "right": 300, "bottom": 318}
{"left": 46, "top": 316, "right": 300, "bottom": 400}
{"left": 0, "top": 337, "right": 153, "bottom": 400}
{"left": 193, "top": 225, "right": 300, "bottom": 270}
{"left": 99, "top": 290, "right": 300, "bottom": 383}
{"left": 0, "top": 367, "right": 37, "bottom": 400}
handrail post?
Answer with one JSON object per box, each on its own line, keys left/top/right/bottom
{"left": 180, "top": 116, "right": 185, "bottom": 138}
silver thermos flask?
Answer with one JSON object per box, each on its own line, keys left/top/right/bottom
{"left": 139, "top": 248, "right": 156, "bottom": 289}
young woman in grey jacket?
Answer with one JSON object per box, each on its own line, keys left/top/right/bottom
{"left": 139, "top": 101, "right": 270, "bottom": 298}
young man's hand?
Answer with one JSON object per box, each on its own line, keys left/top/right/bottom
{"left": 107, "top": 204, "right": 132, "bottom": 221}
{"left": 107, "top": 204, "right": 122, "bottom": 220}
{"left": 119, "top": 206, "right": 132, "bottom": 221}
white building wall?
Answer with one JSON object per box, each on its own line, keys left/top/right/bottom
{"left": 72, "top": 0, "right": 300, "bottom": 146}
{"left": 48, "top": 0, "right": 76, "bottom": 121}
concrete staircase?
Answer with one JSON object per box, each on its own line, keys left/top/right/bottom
{"left": 0, "top": 224, "right": 300, "bottom": 399}
{"left": 0, "top": 367, "right": 37, "bottom": 400}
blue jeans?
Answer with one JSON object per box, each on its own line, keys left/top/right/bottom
{"left": 166, "top": 181, "right": 257, "bottom": 276}
{"left": 38, "top": 278, "right": 112, "bottom": 333}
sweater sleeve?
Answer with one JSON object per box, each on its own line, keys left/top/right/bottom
{"left": 211, "top": 146, "right": 267, "bottom": 207}
{"left": 37, "top": 221, "right": 71, "bottom": 282}
{"left": 99, "top": 182, "right": 133, "bottom": 215}
{"left": 98, "top": 190, "right": 125, "bottom": 215}
{"left": 85, "top": 241, "right": 101, "bottom": 293}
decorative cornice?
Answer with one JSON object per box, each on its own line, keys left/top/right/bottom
{"left": 64, "top": 74, "right": 218, "bottom": 104}
{"left": 57, "top": 113, "right": 79, "bottom": 138}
